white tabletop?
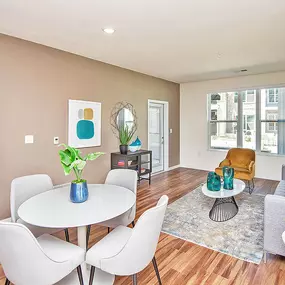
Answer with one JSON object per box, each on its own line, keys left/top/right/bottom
{"left": 18, "top": 184, "right": 136, "bottom": 228}
{"left": 202, "top": 179, "right": 245, "bottom": 198}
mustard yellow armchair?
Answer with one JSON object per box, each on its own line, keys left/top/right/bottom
{"left": 215, "top": 148, "right": 256, "bottom": 194}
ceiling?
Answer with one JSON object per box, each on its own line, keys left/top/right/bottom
{"left": 1, "top": 0, "right": 285, "bottom": 83}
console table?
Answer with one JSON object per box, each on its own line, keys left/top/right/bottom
{"left": 111, "top": 150, "right": 152, "bottom": 184}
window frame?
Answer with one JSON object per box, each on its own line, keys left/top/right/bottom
{"left": 266, "top": 88, "right": 279, "bottom": 105}
{"left": 265, "top": 110, "right": 278, "bottom": 133}
{"left": 242, "top": 90, "right": 256, "bottom": 103}
{"left": 208, "top": 92, "right": 239, "bottom": 150}
{"left": 208, "top": 87, "right": 285, "bottom": 156}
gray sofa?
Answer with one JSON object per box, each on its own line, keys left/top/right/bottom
{"left": 264, "top": 165, "right": 285, "bottom": 262}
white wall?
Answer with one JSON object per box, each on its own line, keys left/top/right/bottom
{"left": 180, "top": 71, "right": 285, "bottom": 181}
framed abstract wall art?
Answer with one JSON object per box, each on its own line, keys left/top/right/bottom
{"left": 68, "top": 100, "right": 101, "bottom": 148}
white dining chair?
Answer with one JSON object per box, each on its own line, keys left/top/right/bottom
{"left": 0, "top": 222, "right": 85, "bottom": 285}
{"left": 86, "top": 195, "right": 169, "bottom": 285}
{"left": 86, "top": 169, "right": 137, "bottom": 247}
{"left": 11, "top": 174, "right": 70, "bottom": 240}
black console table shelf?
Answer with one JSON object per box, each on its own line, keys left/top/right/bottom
{"left": 111, "top": 150, "right": 152, "bottom": 184}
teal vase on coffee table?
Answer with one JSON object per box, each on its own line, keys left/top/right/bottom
{"left": 207, "top": 172, "right": 221, "bottom": 191}
{"left": 223, "top": 166, "right": 234, "bottom": 190}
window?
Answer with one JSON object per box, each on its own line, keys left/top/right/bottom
{"left": 242, "top": 90, "right": 255, "bottom": 103}
{"left": 209, "top": 92, "right": 238, "bottom": 149}
{"left": 266, "top": 88, "right": 278, "bottom": 105}
{"left": 208, "top": 87, "right": 285, "bottom": 155}
{"left": 266, "top": 111, "right": 278, "bottom": 132}
{"left": 211, "top": 110, "right": 217, "bottom": 120}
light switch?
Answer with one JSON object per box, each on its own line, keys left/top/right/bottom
{"left": 25, "top": 135, "right": 34, "bottom": 144}
{"left": 54, "top": 137, "right": 59, "bottom": 145}
{"left": 169, "top": 129, "right": 173, "bottom": 134}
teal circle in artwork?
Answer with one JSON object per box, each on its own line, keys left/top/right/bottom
{"left": 78, "top": 109, "right": 84, "bottom": 119}
{"left": 77, "top": 120, "right": 94, "bottom": 139}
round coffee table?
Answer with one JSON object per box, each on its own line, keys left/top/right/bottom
{"left": 202, "top": 179, "right": 245, "bottom": 222}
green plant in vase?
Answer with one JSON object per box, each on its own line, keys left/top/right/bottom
{"left": 119, "top": 125, "right": 135, "bottom": 154}
{"left": 59, "top": 144, "right": 104, "bottom": 203}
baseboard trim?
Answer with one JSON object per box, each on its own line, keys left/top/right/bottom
{"left": 167, "top": 165, "right": 181, "bottom": 171}
{"left": 151, "top": 165, "right": 181, "bottom": 176}
{"left": 1, "top": 217, "right": 11, "bottom": 222}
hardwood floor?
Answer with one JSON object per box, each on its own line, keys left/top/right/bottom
{"left": 0, "top": 168, "right": 284, "bottom": 285}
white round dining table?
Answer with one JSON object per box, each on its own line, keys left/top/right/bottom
{"left": 18, "top": 184, "right": 136, "bottom": 285}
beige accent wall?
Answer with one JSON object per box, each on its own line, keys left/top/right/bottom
{"left": 0, "top": 34, "right": 180, "bottom": 219}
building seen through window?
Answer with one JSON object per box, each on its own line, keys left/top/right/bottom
{"left": 208, "top": 87, "right": 285, "bottom": 155}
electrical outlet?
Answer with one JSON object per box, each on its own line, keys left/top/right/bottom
{"left": 54, "top": 137, "right": 59, "bottom": 145}
{"left": 25, "top": 135, "right": 34, "bottom": 144}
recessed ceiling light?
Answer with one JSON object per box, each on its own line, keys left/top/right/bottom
{"left": 102, "top": 28, "right": 115, "bottom": 34}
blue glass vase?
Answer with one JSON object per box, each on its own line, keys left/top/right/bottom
{"left": 223, "top": 167, "right": 234, "bottom": 190}
{"left": 70, "top": 180, "right": 89, "bottom": 203}
{"left": 207, "top": 172, "right": 221, "bottom": 191}
{"left": 134, "top": 136, "right": 142, "bottom": 150}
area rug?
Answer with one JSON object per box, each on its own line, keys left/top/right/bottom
{"left": 162, "top": 185, "right": 264, "bottom": 264}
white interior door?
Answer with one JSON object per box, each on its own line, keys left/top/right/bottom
{"left": 148, "top": 102, "right": 165, "bottom": 173}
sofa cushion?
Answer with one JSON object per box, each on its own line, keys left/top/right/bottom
{"left": 274, "top": 180, "right": 285, "bottom": 196}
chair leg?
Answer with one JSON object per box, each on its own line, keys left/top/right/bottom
{"left": 132, "top": 274, "right": 138, "bottom": 285}
{"left": 77, "top": 265, "right": 84, "bottom": 285}
{"left": 64, "top": 228, "right": 70, "bottom": 242}
{"left": 246, "top": 180, "right": 254, "bottom": 195}
{"left": 86, "top": 225, "right": 91, "bottom": 249}
{"left": 249, "top": 179, "right": 255, "bottom": 194}
{"left": 89, "top": 266, "right": 95, "bottom": 285}
{"left": 132, "top": 221, "right": 135, "bottom": 227}
{"left": 152, "top": 257, "right": 162, "bottom": 285}
{"left": 5, "top": 279, "right": 10, "bottom": 285}
{"left": 108, "top": 227, "right": 110, "bottom": 233}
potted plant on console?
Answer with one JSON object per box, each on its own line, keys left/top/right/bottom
{"left": 119, "top": 125, "right": 135, "bottom": 154}
{"left": 59, "top": 144, "right": 104, "bottom": 203}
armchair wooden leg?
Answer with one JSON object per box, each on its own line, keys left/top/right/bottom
{"left": 246, "top": 180, "right": 255, "bottom": 194}
{"left": 5, "top": 279, "right": 10, "bottom": 285}
{"left": 64, "top": 229, "right": 70, "bottom": 242}
{"left": 132, "top": 274, "right": 138, "bottom": 285}
{"left": 132, "top": 221, "right": 135, "bottom": 227}
{"left": 152, "top": 257, "right": 162, "bottom": 285}
{"left": 89, "top": 266, "right": 95, "bottom": 285}
{"left": 108, "top": 227, "right": 110, "bottom": 233}
{"left": 86, "top": 225, "right": 91, "bottom": 249}
{"left": 77, "top": 265, "right": 84, "bottom": 285}
{"left": 249, "top": 179, "right": 255, "bottom": 194}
